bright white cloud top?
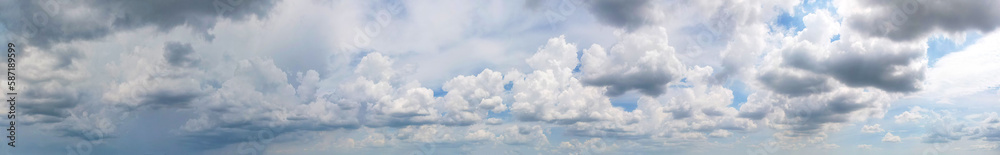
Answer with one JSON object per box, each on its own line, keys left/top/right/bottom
{"left": 0, "top": 0, "right": 999, "bottom": 154}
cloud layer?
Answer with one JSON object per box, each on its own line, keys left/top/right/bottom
{"left": 4, "top": 0, "right": 1000, "bottom": 154}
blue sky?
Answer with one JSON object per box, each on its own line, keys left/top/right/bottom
{"left": 1, "top": 0, "right": 1000, "bottom": 154}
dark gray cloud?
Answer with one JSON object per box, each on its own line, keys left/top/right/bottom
{"left": 140, "top": 85, "right": 203, "bottom": 108}
{"left": 579, "top": 28, "right": 684, "bottom": 97}
{"left": 758, "top": 70, "right": 833, "bottom": 97}
{"left": 846, "top": 0, "right": 1000, "bottom": 41}
{"left": 777, "top": 90, "right": 883, "bottom": 134}
{"left": 17, "top": 48, "right": 89, "bottom": 125}
{"left": 820, "top": 50, "right": 924, "bottom": 92}
{"left": 583, "top": 71, "right": 672, "bottom": 96}
{"left": 781, "top": 40, "right": 925, "bottom": 93}
{"left": 0, "top": 0, "right": 280, "bottom": 48}
{"left": 588, "top": 0, "right": 653, "bottom": 31}
{"left": 922, "top": 121, "right": 968, "bottom": 143}
{"left": 20, "top": 83, "right": 80, "bottom": 122}
{"left": 523, "top": 0, "right": 544, "bottom": 11}
{"left": 164, "top": 42, "right": 200, "bottom": 67}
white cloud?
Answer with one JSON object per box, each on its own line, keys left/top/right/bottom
{"left": 882, "top": 132, "right": 902, "bottom": 143}
{"left": 525, "top": 35, "right": 580, "bottom": 71}
{"left": 862, "top": 124, "right": 885, "bottom": 133}
{"left": 972, "top": 142, "right": 999, "bottom": 150}
{"left": 485, "top": 118, "right": 504, "bottom": 125}
{"left": 709, "top": 129, "right": 733, "bottom": 138}
{"left": 509, "top": 36, "right": 637, "bottom": 124}
{"left": 923, "top": 31, "right": 1000, "bottom": 100}
{"left": 440, "top": 69, "right": 509, "bottom": 125}
{"left": 740, "top": 10, "right": 923, "bottom": 140}
{"left": 837, "top": 0, "right": 1000, "bottom": 41}
{"left": 580, "top": 27, "right": 684, "bottom": 96}
{"left": 857, "top": 144, "right": 872, "bottom": 150}
{"left": 341, "top": 53, "right": 442, "bottom": 127}
{"left": 895, "top": 106, "right": 926, "bottom": 124}
{"left": 9, "top": 0, "right": 1000, "bottom": 154}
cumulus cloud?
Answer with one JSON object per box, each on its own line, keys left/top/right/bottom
{"left": 580, "top": 27, "right": 683, "bottom": 96}
{"left": 499, "top": 125, "right": 550, "bottom": 146}
{"left": 17, "top": 46, "right": 89, "bottom": 124}
{"left": 709, "top": 129, "right": 733, "bottom": 138}
{"left": 923, "top": 31, "right": 1000, "bottom": 100}
{"left": 0, "top": 0, "right": 280, "bottom": 48}
{"left": 163, "top": 42, "right": 200, "bottom": 67}
{"left": 587, "top": 0, "right": 655, "bottom": 31}
{"left": 895, "top": 106, "right": 926, "bottom": 124}
{"left": 857, "top": 144, "right": 872, "bottom": 150}
{"left": 340, "top": 53, "right": 441, "bottom": 127}
{"left": 566, "top": 66, "right": 756, "bottom": 142}
{"left": 740, "top": 11, "right": 925, "bottom": 139}
{"left": 862, "top": 124, "right": 885, "bottom": 133}
{"left": 839, "top": 0, "right": 1000, "bottom": 41}
{"left": 9, "top": 0, "right": 1000, "bottom": 154}
{"left": 510, "top": 36, "right": 637, "bottom": 124}
{"left": 882, "top": 132, "right": 902, "bottom": 143}
{"left": 440, "top": 69, "right": 510, "bottom": 125}
{"left": 973, "top": 142, "right": 999, "bottom": 150}
{"left": 779, "top": 33, "right": 926, "bottom": 93}
{"left": 103, "top": 44, "right": 208, "bottom": 109}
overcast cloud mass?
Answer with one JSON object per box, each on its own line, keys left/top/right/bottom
{"left": 1, "top": 0, "right": 999, "bottom": 154}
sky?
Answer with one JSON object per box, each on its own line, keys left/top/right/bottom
{"left": 0, "top": 0, "right": 999, "bottom": 154}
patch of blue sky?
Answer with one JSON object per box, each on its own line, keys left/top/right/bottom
{"left": 927, "top": 32, "right": 983, "bottom": 66}
{"left": 726, "top": 79, "right": 750, "bottom": 108}
{"left": 610, "top": 94, "right": 639, "bottom": 112}
{"left": 433, "top": 88, "right": 448, "bottom": 97}
{"left": 486, "top": 109, "right": 513, "bottom": 120}
{"left": 775, "top": 12, "right": 806, "bottom": 33}
{"left": 773, "top": 0, "right": 835, "bottom": 34}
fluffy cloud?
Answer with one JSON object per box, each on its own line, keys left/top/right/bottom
{"left": 914, "top": 110, "right": 1000, "bottom": 144}
{"left": 586, "top": 0, "right": 656, "bottom": 30}
{"left": 857, "top": 144, "right": 872, "bottom": 150}
{"left": 923, "top": 31, "right": 1000, "bottom": 100}
{"left": 779, "top": 32, "right": 926, "bottom": 93}
{"left": 8, "top": 0, "right": 1000, "bottom": 154}
{"left": 709, "top": 129, "right": 733, "bottom": 138}
{"left": 102, "top": 43, "right": 209, "bottom": 109}
{"left": 741, "top": 11, "right": 922, "bottom": 138}
{"left": 895, "top": 106, "right": 927, "bottom": 124}
{"left": 510, "top": 36, "right": 637, "bottom": 124}
{"left": 580, "top": 27, "right": 684, "bottom": 96}
{"left": 862, "top": 124, "right": 885, "bottom": 133}
{"left": 16, "top": 45, "right": 91, "bottom": 125}
{"left": 838, "top": 0, "right": 1000, "bottom": 41}
{"left": 882, "top": 132, "right": 902, "bottom": 143}
{"left": 0, "top": 0, "right": 280, "bottom": 48}
{"left": 340, "top": 53, "right": 441, "bottom": 127}
{"left": 440, "top": 69, "right": 510, "bottom": 125}
{"left": 163, "top": 42, "right": 200, "bottom": 67}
